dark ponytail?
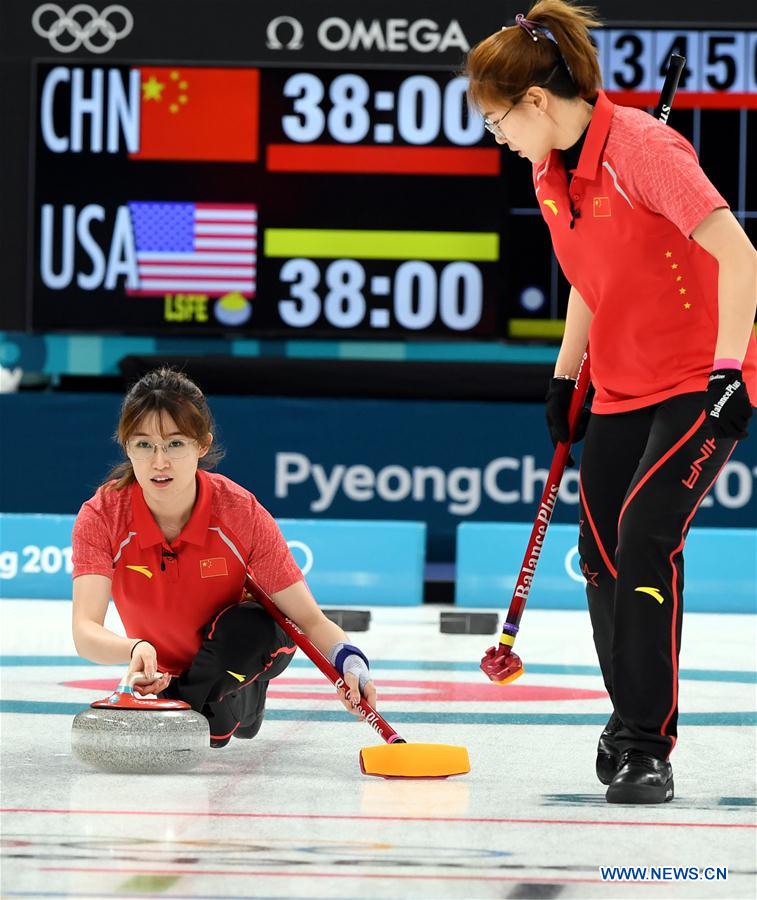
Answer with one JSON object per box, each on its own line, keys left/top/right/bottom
{"left": 465, "top": 0, "right": 602, "bottom": 111}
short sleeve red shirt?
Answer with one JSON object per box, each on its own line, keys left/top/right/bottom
{"left": 533, "top": 90, "right": 757, "bottom": 413}
{"left": 71, "top": 469, "right": 302, "bottom": 674}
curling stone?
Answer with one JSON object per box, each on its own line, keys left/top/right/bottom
{"left": 71, "top": 671, "right": 210, "bottom": 774}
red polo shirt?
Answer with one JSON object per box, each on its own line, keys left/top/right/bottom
{"left": 533, "top": 90, "right": 757, "bottom": 413}
{"left": 71, "top": 469, "right": 302, "bottom": 675}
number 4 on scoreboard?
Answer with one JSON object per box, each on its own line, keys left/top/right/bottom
{"left": 656, "top": 35, "right": 693, "bottom": 89}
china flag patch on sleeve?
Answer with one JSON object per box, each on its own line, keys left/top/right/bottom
{"left": 200, "top": 557, "right": 229, "bottom": 578}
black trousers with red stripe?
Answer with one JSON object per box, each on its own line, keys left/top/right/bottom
{"left": 161, "top": 600, "right": 296, "bottom": 742}
{"left": 578, "top": 392, "right": 736, "bottom": 760}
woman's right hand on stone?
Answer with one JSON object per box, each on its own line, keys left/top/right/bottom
{"left": 128, "top": 640, "right": 171, "bottom": 696}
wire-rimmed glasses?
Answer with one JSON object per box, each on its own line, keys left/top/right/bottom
{"left": 127, "top": 438, "right": 198, "bottom": 460}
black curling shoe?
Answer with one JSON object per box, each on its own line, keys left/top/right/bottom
{"left": 596, "top": 711, "right": 623, "bottom": 785}
{"left": 605, "top": 750, "right": 674, "bottom": 804}
{"left": 233, "top": 710, "right": 265, "bottom": 740}
{"left": 232, "top": 682, "right": 267, "bottom": 740}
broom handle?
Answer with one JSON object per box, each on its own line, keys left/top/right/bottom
{"left": 493, "top": 350, "right": 591, "bottom": 654}
{"left": 244, "top": 570, "right": 405, "bottom": 745}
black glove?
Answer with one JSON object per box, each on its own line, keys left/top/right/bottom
{"left": 706, "top": 369, "right": 753, "bottom": 440}
{"left": 545, "top": 377, "right": 591, "bottom": 466}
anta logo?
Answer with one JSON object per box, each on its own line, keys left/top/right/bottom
{"left": 542, "top": 199, "right": 559, "bottom": 216}
{"left": 635, "top": 586, "right": 665, "bottom": 605}
{"left": 593, "top": 196, "right": 611, "bottom": 217}
{"left": 682, "top": 437, "right": 716, "bottom": 490}
{"left": 227, "top": 670, "right": 246, "bottom": 683}
{"left": 125, "top": 565, "right": 153, "bottom": 579}
{"left": 200, "top": 557, "right": 228, "bottom": 578}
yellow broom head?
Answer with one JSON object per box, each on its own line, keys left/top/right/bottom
{"left": 360, "top": 742, "right": 470, "bottom": 778}
{"left": 494, "top": 664, "right": 525, "bottom": 685}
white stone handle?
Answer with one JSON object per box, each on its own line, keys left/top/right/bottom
{"left": 117, "top": 671, "right": 165, "bottom": 693}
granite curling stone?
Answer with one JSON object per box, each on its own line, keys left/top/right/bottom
{"left": 71, "top": 672, "right": 210, "bottom": 774}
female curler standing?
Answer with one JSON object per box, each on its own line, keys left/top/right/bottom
{"left": 71, "top": 368, "right": 377, "bottom": 749}
{"left": 466, "top": 0, "right": 756, "bottom": 803}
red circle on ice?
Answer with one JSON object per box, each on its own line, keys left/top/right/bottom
{"left": 63, "top": 678, "right": 607, "bottom": 703}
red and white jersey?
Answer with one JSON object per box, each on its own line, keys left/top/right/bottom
{"left": 533, "top": 90, "right": 757, "bottom": 414}
{"left": 72, "top": 469, "right": 302, "bottom": 674}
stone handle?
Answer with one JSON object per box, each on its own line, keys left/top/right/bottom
{"left": 117, "top": 670, "right": 165, "bottom": 693}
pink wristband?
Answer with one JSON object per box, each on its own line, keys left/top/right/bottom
{"left": 713, "top": 358, "right": 741, "bottom": 371}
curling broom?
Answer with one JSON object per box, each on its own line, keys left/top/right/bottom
{"left": 244, "top": 571, "right": 470, "bottom": 778}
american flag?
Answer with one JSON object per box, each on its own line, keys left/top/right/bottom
{"left": 126, "top": 201, "right": 257, "bottom": 296}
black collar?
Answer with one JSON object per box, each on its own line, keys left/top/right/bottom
{"left": 562, "top": 95, "right": 597, "bottom": 181}
{"left": 562, "top": 127, "right": 588, "bottom": 180}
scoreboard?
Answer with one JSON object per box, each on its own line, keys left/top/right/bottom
{"left": 596, "top": 28, "right": 757, "bottom": 98}
{"left": 29, "top": 24, "right": 757, "bottom": 338}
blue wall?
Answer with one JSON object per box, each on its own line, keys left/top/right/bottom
{"left": 0, "top": 514, "right": 426, "bottom": 605}
{"left": 456, "top": 522, "right": 757, "bottom": 614}
{"left": 3, "top": 512, "right": 752, "bottom": 612}
{"left": 1, "top": 393, "right": 755, "bottom": 560}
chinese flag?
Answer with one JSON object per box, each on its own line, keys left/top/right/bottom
{"left": 200, "top": 557, "right": 229, "bottom": 578}
{"left": 130, "top": 67, "right": 259, "bottom": 162}
{"left": 593, "top": 196, "right": 611, "bottom": 218}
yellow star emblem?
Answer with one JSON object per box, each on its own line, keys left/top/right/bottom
{"left": 671, "top": 263, "right": 678, "bottom": 270}
{"left": 665, "top": 250, "right": 672, "bottom": 258}
{"left": 676, "top": 275, "right": 682, "bottom": 282}
{"left": 142, "top": 75, "right": 165, "bottom": 101}
{"left": 684, "top": 302, "right": 691, "bottom": 309}
{"left": 679, "top": 287, "right": 686, "bottom": 295}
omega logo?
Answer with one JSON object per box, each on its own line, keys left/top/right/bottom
{"left": 266, "top": 16, "right": 304, "bottom": 50}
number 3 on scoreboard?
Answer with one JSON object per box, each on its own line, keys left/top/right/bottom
{"left": 278, "top": 258, "right": 321, "bottom": 327}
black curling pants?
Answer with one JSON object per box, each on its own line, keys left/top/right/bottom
{"left": 161, "top": 600, "right": 296, "bottom": 742}
{"left": 578, "top": 392, "right": 736, "bottom": 760}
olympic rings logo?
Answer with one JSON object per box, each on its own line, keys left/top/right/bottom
{"left": 31, "top": 4, "right": 133, "bottom": 54}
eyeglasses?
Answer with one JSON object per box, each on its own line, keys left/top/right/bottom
{"left": 127, "top": 438, "right": 198, "bottom": 460}
{"left": 483, "top": 104, "right": 517, "bottom": 138}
